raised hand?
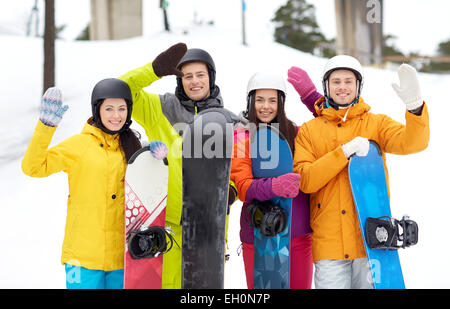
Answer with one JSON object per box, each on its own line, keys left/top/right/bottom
{"left": 39, "top": 87, "right": 68, "bottom": 127}
{"left": 391, "top": 64, "right": 423, "bottom": 111}
{"left": 152, "top": 43, "right": 188, "bottom": 78}
{"left": 287, "top": 66, "right": 317, "bottom": 99}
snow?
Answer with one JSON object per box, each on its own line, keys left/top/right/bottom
{"left": 1, "top": 0, "right": 449, "bottom": 289}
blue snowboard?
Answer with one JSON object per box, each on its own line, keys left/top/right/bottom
{"left": 250, "top": 125, "right": 292, "bottom": 289}
{"left": 348, "top": 141, "right": 405, "bottom": 289}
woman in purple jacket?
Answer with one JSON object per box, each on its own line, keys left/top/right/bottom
{"left": 230, "top": 68, "right": 321, "bottom": 288}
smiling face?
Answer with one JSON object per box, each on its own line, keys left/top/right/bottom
{"left": 181, "top": 62, "right": 210, "bottom": 101}
{"left": 254, "top": 89, "right": 278, "bottom": 123}
{"left": 99, "top": 98, "right": 128, "bottom": 132}
{"left": 328, "top": 69, "right": 358, "bottom": 105}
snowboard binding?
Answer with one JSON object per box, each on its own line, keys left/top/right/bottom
{"left": 247, "top": 200, "right": 288, "bottom": 237}
{"left": 365, "top": 216, "right": 418, "bottom": 250}
{"left": 127, "top": 226, "right": 178, "bottom": 259}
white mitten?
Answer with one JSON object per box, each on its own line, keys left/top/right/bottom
{"left": 342, "top": 136, "right": 369, "bottom": 159}
{"left": 391, "top": 64, "right": 423, "bottom": 111}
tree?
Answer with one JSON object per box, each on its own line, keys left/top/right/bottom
{"left": 26, "top": 0, "right": 40, "bottom": 37}
{"left": 160, "top": 0, "right": 170, "bottom": 31}
{"left": 43, "top": 0, "right": 55, "bottom": 94}
{"left": 317, "top": 38, "right": 336, "bottom": 59}
{"left": 429, "top": 38, "right": 450, "bottom": 72}
{"left": 76, "top": 24, "right": 90, "bottom": 41}
{"left": 437, "top": 38, "right": 450, "bottom": 56}
{"left": 383, "top": 34, "right": 404, "bottom": 58}
{"left": 272, "top": 0, "right": 326, "bottom": 55}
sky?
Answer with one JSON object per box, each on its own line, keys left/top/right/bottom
{"left": 382, "top": 0, "right": 450, "bottom": 55}
{"left": 1, "top": 0, "right": 449, "bottom": 55}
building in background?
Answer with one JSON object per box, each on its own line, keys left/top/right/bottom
{"left": 90, "top": 0, "right": 142, "bottom": 40}
{"left": 334, "top": 0, "right": 383, "bottom": 64}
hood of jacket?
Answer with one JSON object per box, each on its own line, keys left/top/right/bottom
{"left": 85, "top": 117, "right": 121, "bottom": 151}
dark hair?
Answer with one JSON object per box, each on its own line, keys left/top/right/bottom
{"left": 120, "top": 129, "right": 142, "bottom": 163}
{"left": 247, "top": 90, "right": 297, "bottom": 154}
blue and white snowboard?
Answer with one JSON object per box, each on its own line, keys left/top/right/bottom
{"left": 348, "top": 141, "right": 405, "bottom": 289}
{"left": 250, "top": 125, "right": 292, "bottom": 289}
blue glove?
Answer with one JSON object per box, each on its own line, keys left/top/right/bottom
{"left": 39, "top": 87, "right": 68, "bottom": 127}
{"left": 149, "top": 140, "right": 169, "bottom": 159}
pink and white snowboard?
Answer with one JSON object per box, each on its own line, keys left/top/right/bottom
{"left": 124, "top": 141, "right": 169, "bottom": 289}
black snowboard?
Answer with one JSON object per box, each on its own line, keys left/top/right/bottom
{"left": 181, "top": 108, "right": 235, "bottom": 289}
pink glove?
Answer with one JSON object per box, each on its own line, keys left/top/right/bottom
{"left": 271, "top": 173, "right": 301, "bottom": 198}
{"left": 287, "top": 66, "right": 317, "bottom": 99}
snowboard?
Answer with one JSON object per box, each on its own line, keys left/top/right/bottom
{"left": 250, "top": 124, "right": 293, "bottom": 289}
{"left": 124, "top": 141, "right": 169, "bottom": 289}
{"left": 348, "top": 140, "right": 405, "bottom": 289}
{"left": 181, "top": 108, "right": 234, "bottom": 289}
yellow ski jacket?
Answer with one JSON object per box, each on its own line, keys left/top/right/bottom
{"left": 293, "top": 97, "right": 429, "bottom": 262}
{"left": 22, "top": 120, "right": 126, "bottom": 271}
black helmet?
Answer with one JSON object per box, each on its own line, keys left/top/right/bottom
{"left": 91, "top": 78, "right": 133, "bottom": 134}
{"left": 175, "top": 48, "right": 216, "bottom": 100}
{"left": 176, "top": 48, "right": 216, "bottom": 72}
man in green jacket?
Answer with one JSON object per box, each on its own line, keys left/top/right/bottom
{"left": 119, "top": 43, "right": 238, "bottom": 288}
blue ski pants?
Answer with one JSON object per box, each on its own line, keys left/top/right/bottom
{"left": 65, "top": 264, "right": 124, "bottom": 289}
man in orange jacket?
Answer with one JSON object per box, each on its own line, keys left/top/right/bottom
{"left": 293, "top": 55, "right": 429, "bottom": 289}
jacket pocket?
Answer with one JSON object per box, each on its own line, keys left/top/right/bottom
{"left": 63, "top": 197, "right": 80, "bottom": 253}
{"left": 310, "top": 192, "right": 324, "bottom": 225}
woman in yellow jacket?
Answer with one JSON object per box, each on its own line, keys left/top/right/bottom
{"left": 21, "top": 78, "right": 141, "bottom": 289}
{"left": 293, "top": 56, "right": 430, "bottom": 289}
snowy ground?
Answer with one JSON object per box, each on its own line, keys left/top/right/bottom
{"left": 1, "top": 1, "right": 449, "bottom": 289}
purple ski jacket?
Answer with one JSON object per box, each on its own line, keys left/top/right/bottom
{"left": 231, "top": 91, "right": 322, "bottom": 243}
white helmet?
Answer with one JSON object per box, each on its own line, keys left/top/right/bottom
{"left": 246, "top": 72, "right": 287, "bottom": 97}
{"left": 322, "top": 55, "right": 364, "bottom": 103}
{"left": 243, "top": 72, "right": 287, "bottom": 119}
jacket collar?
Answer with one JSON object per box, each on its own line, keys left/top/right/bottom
{"left": 82, "top": 118, "right": 120, "bottom": 150}
{"left": 175, "top": 85, "right": 224, "bottom": 113}
{"left": 314, "top": 97, "right": 371, "bottom": 122}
